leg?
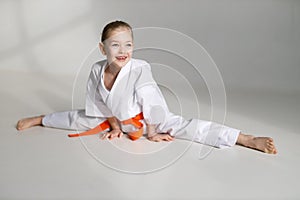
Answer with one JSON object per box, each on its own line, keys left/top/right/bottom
{"left": 17, "top": 110, "right": 104, "bottom": 131}
{"left": 16, "top": 115, "right": 45, "bottom": 130}
{"left": 236, "top": 132, "right": 277, "bottom": 154}
{"left": 169, "top": 118, "right": 240, "bottom": 149}
{"left": 167, "top": 116, "right": 277, "bottom": 154}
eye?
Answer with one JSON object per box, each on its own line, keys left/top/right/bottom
{"left": 112, "top": 43, "right": 119, "bottom": 47}
{"left": 126, "top": 43, "right": 132, "bottom": 47}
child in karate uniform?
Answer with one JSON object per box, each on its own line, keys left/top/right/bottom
{"left": 17, "top": 21, "right": 277, "bottom": 154}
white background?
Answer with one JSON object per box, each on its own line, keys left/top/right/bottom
{"left": 0, "top": 0, "right": 299, "bottom": 92}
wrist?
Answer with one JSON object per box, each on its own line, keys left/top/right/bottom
{"left": 146, "top": 124, "right": 156, "bottom": 136}
{"left": 147, "top": 132, "right": 157, "bottom": 138}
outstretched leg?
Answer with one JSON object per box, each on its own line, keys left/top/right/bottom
{"left": 16, "top": 115, "right": 44, "bottom": 130}
{"left": 17, "top": 110, "right": 105, "bottom": 131}
{"left": 236, "top": 133, "right": 277, "bottom": 154}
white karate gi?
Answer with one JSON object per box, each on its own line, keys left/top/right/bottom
{"left": 43, "top": 59, "right": 240, "bottom": 148}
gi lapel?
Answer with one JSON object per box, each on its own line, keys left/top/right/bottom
{"left": 105, "top": 60, "right": 134, "bottom": 119}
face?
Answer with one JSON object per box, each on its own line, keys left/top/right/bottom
{"left": 99, "top": 27, "right": 133, "bottom": 68}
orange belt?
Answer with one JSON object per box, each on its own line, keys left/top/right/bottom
{"left": 68, "top": 112, "right": 144, "bottom": 141}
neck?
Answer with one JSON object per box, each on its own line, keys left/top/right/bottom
{"left": 106, "top": 63, "right": 121, "bottom": 76}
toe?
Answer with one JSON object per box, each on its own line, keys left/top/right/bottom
{"left": 267, "top": 138, "right": 273, "bottom": 143}
{"left": 16, "top": 122, "right": 23, "bottom": 130}
{"left": 264, "top": 148, "right": 271, "bottom": 153}
{"left": 267, "top": 143, "right": 274, "bottom": 148}
{"left": 267, "top": 145, "right": 277, "bottom": 154}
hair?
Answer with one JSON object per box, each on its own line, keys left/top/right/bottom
{"left": 101, "top": 20, "right": 133, "bottom": 43}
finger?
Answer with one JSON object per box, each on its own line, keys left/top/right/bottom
{"left": 118, "top": 132, "right": 123, "bottom": 138}
{"left": 168, "top": 135, "right": 174, "bottom": 141}
{"left": 109, "top": 134, "right": 114, "bottom": 140}
{"left": 110, "top": 133, "right": 117, "bottom": 140}
{"left": 100, "top": 133, "right": 106, "bottom": 139}
{"left": 101, "top": 133, "right": 109, "bottom": 140}
{"left": 113, "top": 131, "right": 122, "bottom": 139}
{"left": 161, "top": 136, "right": 167, "bottom": 141}
{"left": 162, "top": 135, "right": 170, "bottom": 141}
{"left": 105, "top": 132, "right": 113, "bottom": 139}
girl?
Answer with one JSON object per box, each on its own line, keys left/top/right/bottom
{"left": 17, "top": 20, "right": 277, "bottom": 154}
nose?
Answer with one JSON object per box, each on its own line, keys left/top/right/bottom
{"left": 119, "top": 45, "right": 126, "bottom": 54}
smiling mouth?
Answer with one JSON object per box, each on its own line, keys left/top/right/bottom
{"left": 116, "top": 56, "right": 127, "bottom": 61}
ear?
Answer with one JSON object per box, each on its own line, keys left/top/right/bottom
{"left": 99, "top": 42, "right": 106, "bottom": 55}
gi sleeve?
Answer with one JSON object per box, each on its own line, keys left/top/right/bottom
{"left": 135, "top": 64, "right": 170, "bottom": 125}
{"left": 85, "top": 63, "right": 113, "bottom": 118}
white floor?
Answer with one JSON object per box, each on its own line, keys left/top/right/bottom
{"left": 1, "top": 70, "right": 300, "bottom": 200}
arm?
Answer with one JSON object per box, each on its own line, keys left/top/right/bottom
{"left": 146, "top": 123, "right": 156, "bottom": 138}
{"left": 107, "top": 116, "right": 121, "bottom": 130}
{"left": 101, "top": 116, "right": 123, "bottom": 140}
{"left": 135, "top": 63, "right": 173, "bottom": 142}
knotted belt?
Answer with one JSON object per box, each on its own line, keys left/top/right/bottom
{"left": 68, "top": 112, "right": 144, "bottom": 141}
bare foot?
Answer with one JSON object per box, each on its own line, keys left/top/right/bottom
{"left": 16, "top": 115, "right": 44, "bottom": 131}
{"left": 237, "top": 133, "right": 277, "bottom": 154}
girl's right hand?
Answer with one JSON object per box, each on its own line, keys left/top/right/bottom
{"left": 101, "top": 129, "right": 123, "bottom": 140}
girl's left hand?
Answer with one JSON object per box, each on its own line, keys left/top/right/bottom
{"left": 148, "top": 133, "right": 174, "bottom": 142}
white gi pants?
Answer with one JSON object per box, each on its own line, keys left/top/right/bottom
{"left": 42, "top": 110, "right": 240, "bottom": 149}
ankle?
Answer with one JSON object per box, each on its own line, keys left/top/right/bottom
{"left": 237, "top": 133, "right": 254, "bottom": 147}
{"left": 37, "top": 115, "right": 44, "bottom": 125}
